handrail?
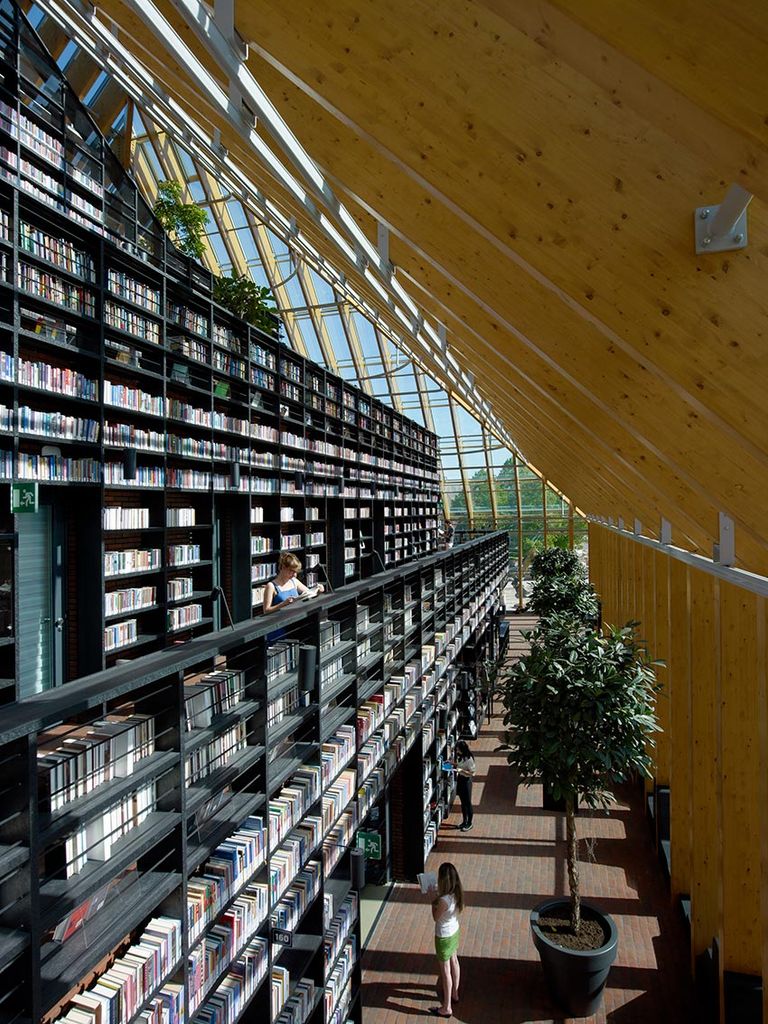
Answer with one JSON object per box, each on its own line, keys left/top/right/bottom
{"left": 0, "top": 532, "right": 509, "bottom": 742}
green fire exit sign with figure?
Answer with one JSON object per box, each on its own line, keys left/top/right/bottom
{"left": 11, "top": 481, "right": 38, "bottom": 514}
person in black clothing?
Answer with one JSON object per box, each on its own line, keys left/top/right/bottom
{"left": 442, "top": 519, "right": 456, "bottom": 549}
{"left": 455, "top": 741, "right": 477, "bottom": 831}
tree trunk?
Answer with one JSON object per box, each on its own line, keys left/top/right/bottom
{"left": 565, "top": 796, "right": 580, "bottom": 934}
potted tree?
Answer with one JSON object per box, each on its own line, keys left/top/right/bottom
{"left": 528, "top": 547, "right": 599, "bottom": 626}
{"left": 527, "top": 548, "right": 600, "bottom": 810}
{"left": 498, "top": 612, "right": 660, "bottom": 1017}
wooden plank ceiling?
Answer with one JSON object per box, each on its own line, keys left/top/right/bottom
{"left": 99, "top": 0, "right": 768, "bottom": 573}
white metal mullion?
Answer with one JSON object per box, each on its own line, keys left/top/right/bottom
{"left": 448, "top": 396, "right": 473, "bottom": 525}
{"left": 373, "top": 326, "right": 404, "bottom": 414}
{"left": 196, "top": 167, "right": 249, "bottom": 277}
{"left": 337, "top": 301, "right": 370, "bottom": 393}
{"left": 293, "top": 262, "right": 340, "bottom": 374}
{"left": 246, "top": 212, "right": 307, "bottom": 357}
{"left": 483, "top": 427, "right": 499, "bottom": 528}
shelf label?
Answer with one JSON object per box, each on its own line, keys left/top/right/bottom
{"left": 357, "top": 830, "right": 382, "bottom": 859}
{"left": 271, "top": 927, "right": 293, "bottom": 947}
{"left": 11, "top": 481, "right": 38, "bottom": 514}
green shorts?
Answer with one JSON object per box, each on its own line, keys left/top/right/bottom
{"left": 435, "top": 929, "right": 460, "bottom": 962}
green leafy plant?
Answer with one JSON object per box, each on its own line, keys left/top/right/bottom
{"left": 498, "top": 614, "right": 660, "bottom": 934}
{"left": 528, "top": 546, "right": 599, "bottom": 625}
{"left": 530, "top": 547, "right": 582, "bottom": 581}
{"left": 213, "top": 272, "right": 278, "bottom": 335}
{"left": 153, "top": 180, "right": 209, "bottom": 260}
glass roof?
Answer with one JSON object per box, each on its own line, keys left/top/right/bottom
{"left": 24, "top": 0, "right": 583, "bottom": 554}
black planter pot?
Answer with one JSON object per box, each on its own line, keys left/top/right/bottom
{"left": 530, "top": 898, "right": 618, "bottom": 1018}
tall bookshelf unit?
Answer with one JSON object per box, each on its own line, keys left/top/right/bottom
{"left": 0, "top": 0, "right": 440, "bottom": 702}
{"left": 0, "top": 532, "right": 508, "bottom": 1024}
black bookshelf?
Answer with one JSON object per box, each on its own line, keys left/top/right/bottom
{"left": 0, "top": 0, "right": 440, "bottom": 699}
{"left": 0, "top": 532, "right": 507, "bottom": 1024}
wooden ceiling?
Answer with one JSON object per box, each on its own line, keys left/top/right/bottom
{"left": 98, "top": 0, "right": 768, "bottom": 572}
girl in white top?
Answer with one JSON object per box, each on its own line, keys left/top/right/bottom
{"left": 430, "top": 861, "right": 464, "bottom": 1017}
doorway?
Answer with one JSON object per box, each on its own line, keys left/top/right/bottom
{"left": 16, "top": 504, "right": 64, "bottom": 696}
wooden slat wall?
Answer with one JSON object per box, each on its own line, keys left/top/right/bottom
{"left": 589, "top": 522, "right": 767, "bottom": 1012}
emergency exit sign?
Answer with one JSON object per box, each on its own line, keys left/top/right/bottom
{"left": 11, "top": 481, "right": 38, "bottom": 514}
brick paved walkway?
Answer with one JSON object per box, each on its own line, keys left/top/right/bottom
{"left": 361, "top": 714, "right": 692, "bottom": 1023}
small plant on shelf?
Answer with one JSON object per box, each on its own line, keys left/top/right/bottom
{"left": 153, "top": 180, "right": 209, "bottom": 259}
{"left": 213, "top": 272, "right": 278, "bottom": 335}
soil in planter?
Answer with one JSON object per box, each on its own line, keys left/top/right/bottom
{"left": 537, "top": 906, "right": 610, "bottom": 952}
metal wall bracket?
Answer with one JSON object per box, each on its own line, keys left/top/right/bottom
{"left": 694, "top": 184, "right": 753, "bottom": 254}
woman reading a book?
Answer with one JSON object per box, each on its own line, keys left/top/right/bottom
{"left": 430, "top": 861, "right": 464, "bottom": 1018}
{"left": 263, "top": 552, "right": 323, "bottom": 614}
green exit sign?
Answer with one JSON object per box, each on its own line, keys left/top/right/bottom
{"left": 11, "top": 481, "right": 38, "bottom": 514}
{"left": 357, "top": 830, "right": 382, "bottom": 859}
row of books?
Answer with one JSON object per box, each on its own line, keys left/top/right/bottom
{"left": 18, "top": 261, "right": 96, "bottom": 316}
{"left": 269, "top": 816, "right": 322, "bottom": 905}
{"left": 268, "top": 765, "right": 322, "bottom": 848}
{"left": 270, "top": 861, "right": 321, "bottom": 935}
{"left": 185, "top": 668, "right": 245, "bottom": 730}
{"left": 324, "top": 936, "right": 356, "bottom": 1022}
{"left": 358, "top": 763, "right": 386, "bottom": 821}
{"left": 187, "top": 815, "right": 266, "bottom": 945}
{"left": 168, "top": 302, "right": 207, "bottom": 337}
{"left": 107, "top": 269, "right": 161, "bottom": 314}
{"left": 326, "top": 978, "right": 352, "bottom": 1024}
{"left": 213, "top": 350, "right": 247, "bottom": 380}
{"left": 105, "top": 300, "right": 160, "bottom": 344}
{"left": 275, "top": 977, "right": 315, "bottom": 1024}
{"left": 212, "top": 323, "right": 244, "bottom": 354}
{"left": 252, "top": 561, "right": 278, "bottom": 583}
{"left": 267, "top": 683, "right": 301, "bottom": 730}
{"left": 8, "top": 352, "right": 99, "bottom": 399}
{"left": 14, "top": 453, "right": 100, "bottom": 481}
{"left": 321, "top": 770, "right": 356, "bottom": 838}
{"left": 168, "top": 543, "right": 201, "bottom": 565}
{"left": 104, "top": 548, "right": 162, "bottom": 578}
{"left": 104, "top": 618, "right": 138, "bottom": 652}
{"left": 20, "top": 219, "right": 96, "bottom": 280}
{"left": 322, "top": 806, "right": 358, "bottom": 877}
{"left": 190, "top": 936, "right": 268, "bottom": 1024}
{"left": 38, "top": 711, "right": 156, "bottom": 811}
{"left": 168, "top": 577, "right": 194, "bottom": 600}
{"left": 249, "top": 343, "right": 276, "bottom": 370}
{"left": 52, "top": 917, "right": 182, "bottom": 1024}
{"left": 168, "top": 603, "right": 203, "bottom": 631}
{"left": 266, "top": 641, "right": 299, "bottom": 683}
{"left": 64, "top": 780, "right": 156, "bottom": 876}
{"left": 103, "top": 506, "right": 151, "bottom": 530}
{"left": 188, "top": 881, "right": 269, "bottom": 1013}
{"left": 320, "top": 726, "right": 356, "bottom": 788}
{"left": 104, "top": 380, "right": 164, "bottom": 416}
{"left": 185, "top": 722, "right": 247, "bottom": 785}
{"left": 324, "top": 895, "right": 358, "bottom": 979}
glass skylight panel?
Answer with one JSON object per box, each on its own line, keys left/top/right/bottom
{"left": 25, "top": 0, "right": 584, "bottom": 542}
{"left": 306, "top": 267, "right": 336, "bottom": 307}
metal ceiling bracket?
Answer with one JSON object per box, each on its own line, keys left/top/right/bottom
{"left": 694, "top": 183, "right": 753, "bottom": 254}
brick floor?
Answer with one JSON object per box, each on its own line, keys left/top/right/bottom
{"left": 361, "top": 713, "right": 693, "bottom": 1023}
